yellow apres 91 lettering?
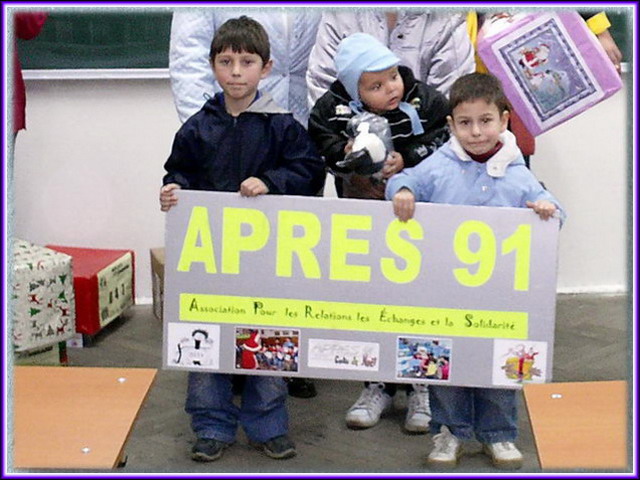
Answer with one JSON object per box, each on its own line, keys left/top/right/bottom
{"left": 176, "top": 206, "right": 532, "bottom": 291}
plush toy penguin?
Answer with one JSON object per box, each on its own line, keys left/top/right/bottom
{"left": 336, "top": 121, "right": 389, "bottom": 176}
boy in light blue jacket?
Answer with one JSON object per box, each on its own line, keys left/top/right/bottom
{"left": 386, "top": 73, "right": 565, "bottom": 470}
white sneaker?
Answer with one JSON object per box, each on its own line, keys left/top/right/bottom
{"left": 404, "top": 384, "right": 431, "bottom": 433}
{"left": 483, "top": 441, "right": 523, "bottom": 469}
{"left": 427, "top": 426, "right": 462, "bottom": 468}
{"left": 345, "top": 383, "right": 392, "bottom": 429}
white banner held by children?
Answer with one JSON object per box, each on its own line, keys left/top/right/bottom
{"left": 163, "top": 190, "right": 560, "bottom": 389}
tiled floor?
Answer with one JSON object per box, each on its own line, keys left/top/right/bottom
{"left": 48, "top": 293, "right": 632, "bottom": 473}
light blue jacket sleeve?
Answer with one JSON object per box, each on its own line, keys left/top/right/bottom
{"left": 520, "top": 170, "right": 567, "bottom": 226}
{"left": 385, "top": 159, "right": 434, "bottom": 202}
{"left": 385, "top": 151, "right": 567, "bottom": 227}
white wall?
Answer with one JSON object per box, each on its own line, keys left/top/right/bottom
{"left": 532, "top": 77, "right": 629, "bottom": 293}
{"left": 11, "top": 75, "right": 630, "bottom": 302}
{"left": 12, "top": 79, "right": 179, "bottom": 302}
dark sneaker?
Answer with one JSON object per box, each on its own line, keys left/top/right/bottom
{"left": 191, "top": 438, "right": 231, "bottom": 462}
{"left": 287, "top": 378, "right": 317, "bottom": 398}
{"left": 251, "top": 435, "right": 297, "bottom": 459}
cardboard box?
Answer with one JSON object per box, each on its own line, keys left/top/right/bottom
{"left": 66, "top": 333, "right": 87, "bottom": 348}
{"left": 150, "top": 248, "right": 165, "bottom": 320}
{"left": 11, "top": 240, "right": 76, "bottom": 352}
{"left": 477, "top": 11, "right": 622, "bottom": 136}
{"left": 46, "top": 246, "right": 135, "bottom": 335}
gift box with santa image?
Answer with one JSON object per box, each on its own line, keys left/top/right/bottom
{"left": 477, "top": 11, "right": 622, "bottom": 136}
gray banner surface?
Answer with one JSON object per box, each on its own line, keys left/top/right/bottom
{"left": 163, "top": 191, "right": 560, "bottom": 389}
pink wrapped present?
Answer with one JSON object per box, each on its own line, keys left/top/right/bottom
{"left": 477, "top": 11, "right": 622, "bottom": 136}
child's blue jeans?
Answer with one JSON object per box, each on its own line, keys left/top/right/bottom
{"left": 185, "top": 372, "right": 289, "bottom": 444}
{"left": 428, "top": 385, "right": 518, "bottom": 444}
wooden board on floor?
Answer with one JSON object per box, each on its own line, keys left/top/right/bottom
{"left": 523, "top": 380, "right": 627, "bottom": 470}
{"left": 13, "top": 366, "right": 157, "bottom": 469}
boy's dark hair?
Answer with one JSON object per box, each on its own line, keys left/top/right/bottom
{"left": 209, "top": 16, "right": 270, "bottom": 64}
{"left": 449, "top": 73, "right": 511, "bottom": 114}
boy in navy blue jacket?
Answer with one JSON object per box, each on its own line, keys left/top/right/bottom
{"left": 160, "top": 16, "right": 324, "bottom": 462}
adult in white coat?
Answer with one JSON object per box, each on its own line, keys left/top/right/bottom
{"left": 170, "top": 10, "right": 320, "bottom": 126}
{"left": 306, "top": 10, "right": 475, "bottom": 105}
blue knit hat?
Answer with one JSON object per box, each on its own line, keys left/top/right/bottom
{"left": 335, "top": 33, "right": 400, "bottom": 101}
{"left": 334, "top": 33, "right": 424, "bottom": 135}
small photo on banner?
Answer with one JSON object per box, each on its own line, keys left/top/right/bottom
{"left": 396, "top": 336, "right": 452, "bottom": 381}
{"left": 307, "top": 338, "right": 380, "bottom": 371}
{"left": 167, "top": 323, "right": 220, "bottom": 369}
{"left": 234, "top": 327, "right": 300, "bottom": 372}
{"left": 492, "top": 339, "right": 548, "bottom": 386}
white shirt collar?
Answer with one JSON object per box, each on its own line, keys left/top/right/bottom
{"left": 449, "top": 130, "right": 520, "bottom": 178}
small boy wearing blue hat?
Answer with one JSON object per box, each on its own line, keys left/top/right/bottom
{"left": 308, "top": 32, "right": 450, "bottom": 434}
{"left": 309, "top": 32, "right": 450, "bottom": 200}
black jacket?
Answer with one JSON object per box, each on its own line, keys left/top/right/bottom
{"left": 308, "top": 65, "right": 450, "bottom": 175}
{"left": 164, "top": 92, "right": 325, "bottom": 196}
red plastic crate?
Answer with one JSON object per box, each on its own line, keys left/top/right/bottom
{"left": 46, "top": 246, "right": 135, "bottom": 335}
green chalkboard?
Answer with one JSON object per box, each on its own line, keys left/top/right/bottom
{"left": 578, "top": 9, "right": 632, "bottom": 62}
{"left": 18, "top": 8, "right": 632, "bottom": 71}
{"left": 18, "top": 11, "right": 172, "bottom": 69}
{"left": 606, "top": 11, "right": 632, "bottom": 62}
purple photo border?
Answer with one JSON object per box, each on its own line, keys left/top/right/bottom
{"left": 1, "top": 1, "right": 637, "bottom": 478}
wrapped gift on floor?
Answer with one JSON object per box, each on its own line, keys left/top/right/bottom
{"left": 11, "top": 240, "right": 76, "bottom": 352}
{"left": 46, "top": 246, "right": 135, "bottom": 336}
{"left": 150, "top": 247, "right": 165, "bottom": 321}
{"left": 477, "top": 11, "right": 623, "bottom": 136}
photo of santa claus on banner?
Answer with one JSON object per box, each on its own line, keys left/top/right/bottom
{"left": 235, "top": 327, "right": 301, "bottom": 372}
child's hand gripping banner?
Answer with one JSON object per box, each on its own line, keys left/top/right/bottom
{"left": 477, "top": 11, "right": 622, "bottom": 136}
{"left": 163, "top": 191, "right": 560, "bottom": 389}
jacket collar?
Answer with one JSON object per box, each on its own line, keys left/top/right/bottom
{"left": 206, "top": 91, "right": 289, "bottom": 116}
{"left": 449, "top": 130, "right": 521, "bottom": 177}
{"left": 397, "top": 66, "right": 420, "bottom": 104}
{"left": 246, "top": 92, "right": 289, "bottom": 114}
